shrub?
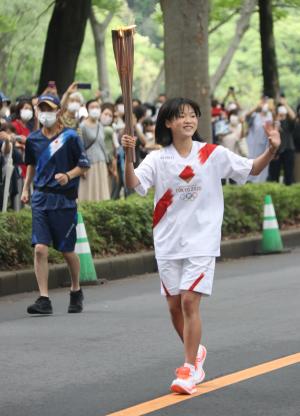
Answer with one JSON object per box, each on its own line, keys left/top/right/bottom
{"left": 0, "top": 183, "right": 299, "bottom": 270}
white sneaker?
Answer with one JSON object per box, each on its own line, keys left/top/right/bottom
{"left": 170, "top": 366, "right": 197, "bottom": 395}
{"left": 194, "top": 344, "right": 207, "bottom": 384}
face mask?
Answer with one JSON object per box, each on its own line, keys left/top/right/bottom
{"left": 0, "top": 107, "right": 8, "bottom": 117}
{"left": 20, "top": 109, "right": 33, "bottom": 122}
{"left": 68, "top": 102, "right": 81, "bottom": 113}
{"left": 117, "top": 104, "right": 124, "bottom": 115}
{"left": 38, "top": 112, "right": 57, "bottom": 128}
{"left": 100, "top": 115, "right": 113, "bottom": 126}
{"left": 89, "top": 108, "right": 101, "bottom": 119}
{"left": 146, "top": 109, "right": 152, "bottom": 118}
{"left": 229, "top": 115, "right": 239, "bottom": 126}
{"left": 262, "top": 104, "right": 269, "bottom": 113}
{"left": 145, "top": 131, "right": 154, "bottom": 140}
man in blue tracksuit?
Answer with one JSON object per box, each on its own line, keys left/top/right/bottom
{"left": 21, "top": 95, "right": 90, "bottom": 315}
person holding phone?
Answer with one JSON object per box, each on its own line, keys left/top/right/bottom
{"left": 60, "top": 82, "right": 85, "bottom": 130}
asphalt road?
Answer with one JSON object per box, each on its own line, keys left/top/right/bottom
{"left": 0, "top": 249, "right": 299, "bottom": 416}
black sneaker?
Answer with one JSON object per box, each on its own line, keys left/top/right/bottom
{"left": 27, "top": 296, "right": 53, "bottom": 315}
{"left": 68, "top": 289, "right": 84, "bottom": 313}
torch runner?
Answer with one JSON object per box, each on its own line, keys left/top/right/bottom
{"left": 112, "top": 25, "right": 136, "bottom": 163}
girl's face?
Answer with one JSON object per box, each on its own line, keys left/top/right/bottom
{"left": 165, "top": 105, "right": 198, "bottom": 139}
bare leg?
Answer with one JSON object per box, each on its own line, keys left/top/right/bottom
{"left": 62, "top": 251, "right": 80, "bottom": 291}
{"left": 181, "top": 291, "right": 202, "bottom": 365}
{"left": 34, "top": 244, "right": 49, "bottom": 297}
{"left": 166, "top": 295, "right": 184, "bottom": 341}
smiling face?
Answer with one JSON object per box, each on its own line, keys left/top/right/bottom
{"left": 165, "top": 104, "right": 198, "bottom": 140}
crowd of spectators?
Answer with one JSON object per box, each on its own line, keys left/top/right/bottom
{"left": 1, "top": 83, "right": 300, "bottom": 212}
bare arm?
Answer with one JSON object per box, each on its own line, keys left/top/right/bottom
{"left": 121, "top": 135, "right": 140, "bottom": 189}
{"left": 21, "top": 165, "right": 35, "bottom": 203}
{"left": 250, "top": 124, "right": 280, "bottom": 176}
{"left": 0, "top": 132, "right": 12, "bottom": 155}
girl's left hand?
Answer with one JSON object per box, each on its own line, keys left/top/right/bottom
{"left": 55, "top": 173, "right": 69, "bottom": 186}
{"left": 264, "top": 122, "right": 281, "bottom": 153}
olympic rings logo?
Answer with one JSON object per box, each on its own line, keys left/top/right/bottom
{"left": 180, "top": 192, "right": 198, "bottom": 201}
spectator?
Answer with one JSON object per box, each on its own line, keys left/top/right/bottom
{"left": 0, "top": 122, "right": 24, "bottom": 210}
{"left": 10, "top": 99, "right": 35, "bottom": 209}
{"left": 268, "top": 99, "right": 296, "bottom": 185}
{"left": 61, "top": 83, "right": 84, "bottom": 130}
{"left": 246, "top": 97, "right": 274, "bottom": 183}
{"left": 78, "top": 99, "right": 110, "bottom": 201}
{"left": 292, "top": 103, "right": 300, "bottom": 182}
{"left": 101, "top": 102, "right": 118, "bottom": 193}
{"left": 0, "top": 91, "right": 11, "bottom": 121}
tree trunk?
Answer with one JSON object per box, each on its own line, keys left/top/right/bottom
{"left": 210, "top": 0, "right": 256, "bottom": 95}
{"left": 38, "top": 0, "right": 91, "bottom": 96}
{"left": 258, "top": 0, "right": 280, "bottom": 99}
{"left": 89, "top": 7, "right": 113, "bottom": 101}
{"left": 145, "top": 63, "right": 164, "bottom": 103}
{"left": 160, "top": 0, "right": 211, "bottom": 142}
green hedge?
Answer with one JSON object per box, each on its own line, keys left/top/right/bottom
{"left": 1, "top": 183, "right": 300, "bottom": 269}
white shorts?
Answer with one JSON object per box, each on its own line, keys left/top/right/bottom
{"left": 157, "top": 256, "right": 216, "bottom": 297}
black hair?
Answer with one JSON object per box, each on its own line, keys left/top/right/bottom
{"left": 10, "top": 99, "right": 34, "bottom": 121}
{"left": 143, "top": 102, "right": 156, "bottom": 117}
{"left": 101, "top": 102, "right": 115, "bottom": 113}
{"left": 115, "top": 95, "right": 123, "bottom": 105}
{"left": 86, "top": 99, "right": 99, "bottom": 110}
{"left": 142, "top": 117, "right": 155, "bottom": 128}
{"left": 133, "top": 104, "right": 147, "bottom": 122}
{"left": 132, "top": 98, "right": 142, "bottom": 106}
{"left": 155, "top": 97, "right": 202, "bottom": 146}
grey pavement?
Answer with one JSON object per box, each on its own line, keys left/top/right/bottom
{"left": 0, "top": 249, "right": 299, "bottom": 416}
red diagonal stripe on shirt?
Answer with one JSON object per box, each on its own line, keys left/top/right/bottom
{"left": 188, "top": 273, "right": 205, "bottom": 291}
{"left": 198, "top": 144, "right": 217, "bottom": 164}
{"left": 153, "top": 189, "right": 174, "bottom": 228}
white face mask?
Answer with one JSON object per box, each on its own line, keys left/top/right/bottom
{"left": 88, "top": 108, "right": 101, "bottom": 120}
{"left": 38, "top": 111, "right": 57, "bottom": 128}
{"left": 0, "top": 106, "right": 8, "bottom": 117}
{"left": 20, "top": 108, "right": 33, "bottom": 122}
{"left": 117, "top": 104, "right": 124, "bottom": 115}
{"left": 100, "top": 115, "right": 113, "bottom": 126}
{"left": 229, "top": 115, "right": 239, "bottom": 126}
{"left": 68, "top": 102, "right": 81, "bottom": 113}
{"left": 262, "top": 104, "right": 269, "bottom": 113}
{"left": 146, "top": 109, "right": 152, "bottom": 118}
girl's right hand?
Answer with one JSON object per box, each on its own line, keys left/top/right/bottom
{"left": 121, "top": 135, "right": 136, "bottom": 149}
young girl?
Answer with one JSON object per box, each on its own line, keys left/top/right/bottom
{"left": 121, "top": 97, "right": 280, "bottom": 395}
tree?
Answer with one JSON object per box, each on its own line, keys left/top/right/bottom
{"left": 89, "top": 0, "right": 122, "bottom": 101}
{"left": 258, "top": 0, "right": 280, "bottom": 99}
{"left": 210, "top": 0, "right": 257, "bottom": 94}
{"left": 160, "top": 0, "right": 211, "bottom": 141}
{"left": 38, "top": 0, "right": 91, "bottom": 95}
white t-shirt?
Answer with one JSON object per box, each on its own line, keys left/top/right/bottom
{"left": 134, "top": 141, "right": 253, "bottom": 259}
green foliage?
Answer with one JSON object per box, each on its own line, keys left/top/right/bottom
{"left": 0, "top": 184, "right": 300, "bottom": 270}
{"left": 210, "top": 9, "right": 300, "bottom": 106}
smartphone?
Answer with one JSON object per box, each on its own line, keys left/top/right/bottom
{"left": 77, "top": 83, "right": 92, "bottom": 90}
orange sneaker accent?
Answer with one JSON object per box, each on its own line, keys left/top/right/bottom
{"left": 175, "top": 366, "right": 191, "bottom": 380}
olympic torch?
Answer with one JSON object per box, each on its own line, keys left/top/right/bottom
{"left": 112, "top": 25, "right": 136, "bottom": 163}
